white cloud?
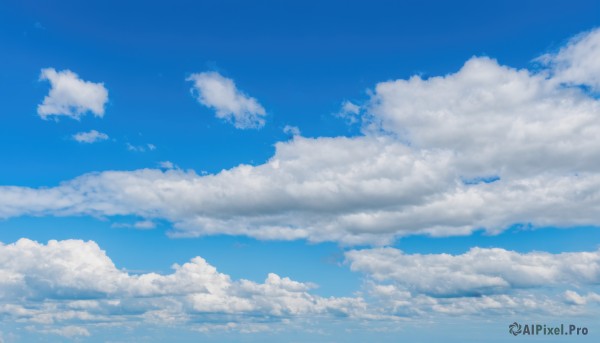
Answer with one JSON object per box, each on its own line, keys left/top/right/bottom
{"left": 3, "top": 139, "right": 600, "bottom": 245}
{"left": 37, "top": 68, "right": 108, "bottom": 120}
{"left": 187, "top": 72, "right": 266, "bottom": 129}
{"left": 0, "top": 137, "right": 456, "bottom": 245}
{"left": 0, "top": 238, "right": 365, "bottom": 333}
{"left": 72, "top": 130, "right": 109, "bottom": 143}
{"left": 538, "top": 27, "right": 600, "bottom": 92}
{"left": 366, "top": 56, "right": 600, "bottom": 179}
{"left": 346, "top": 247, "right": 600, "bottom": 297}
{"left": 158, "top": 161, "right": 175, "bottom": 169}
{"left": 126, "top": 143, "right": 156, "bottom": 152}
{"left": 564, "top": 290, "right": 600, "bottom": 305}
{"left": 336, "top": 100, "right": 361, "bottom": 124}
{"left": 345, "top": 247, "right": 600, "bottom": 318}
{"left": 363, "top": 284, "right": 580, "bottom": 317}
{"left": 283, "top": 125, "right": 301, "bottom": 136}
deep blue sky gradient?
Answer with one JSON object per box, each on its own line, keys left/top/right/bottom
{"left": 0, "top": 1, "right": 599, "bottom": 341}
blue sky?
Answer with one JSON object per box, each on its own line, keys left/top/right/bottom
{"left": 1, "top": 1, "right": 600, "bottom": 342}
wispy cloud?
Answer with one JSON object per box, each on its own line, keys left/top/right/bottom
{"left": 336, "top": 100, "right": 361, "bottom": 124}
{"left": 111, "top": 220, "right": 156, "bottom": 230}
{"left": 158, "top": 161, "right": 176, "bottom": 169}
{"left": 187, "top": 72, "right": 266, "bottom": 129}
{"left": 126, "top": 143, "right": 156, "bottom": 152}
{"left": 72, "top": 130, "right": 109, "bottom": 143}
{"left": 537, "top": 27, "right": 600, "bottom": 92}
{"left": 283, "top": 125, "right": 301, "bottom": 136}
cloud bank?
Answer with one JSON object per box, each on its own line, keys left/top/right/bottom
{"left": 346, "top": 246, "right": 600, "bottom": 318}
{"left": 1, "top": 239, "right": 597, "bottom": 336}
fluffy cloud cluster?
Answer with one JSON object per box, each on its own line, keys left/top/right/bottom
{"left": 345, "top": 247, "right": 600, "bottom": 318}
{"left": 3, "top": 28, "right": 600, "bottom": 245}
{"left": 37, "top": 68, "right": 108, "bottom": 120}
{"left": 366, "top": 56, "right": 600, "bottom": 178}
{"left": 0, "top": 239, "right": 364, "bottom": 336}
{"left": 346, "top": 247, "right": 600, "bottom": 297}
{"left": 187, "top": 72, "right": 266, "bottom": 129}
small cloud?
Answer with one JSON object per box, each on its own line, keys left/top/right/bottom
{"left": 34, "top": 22, "right": 45, "bottom": 30}
{"left": 37, "top": 68, "right": 108, "bottom": 120}
{"left": 72, "top": 130, "right": 109, "bottom": 143}
{"left": 126, "top": 143, "right": 156, "bottom": 152}
{"left": 335, "top": 100, "right": 361, "bottom": 124}
{"left": 126, "top": 143, "right": 142, "bottom": 152}
{"left": 187, "top": 71, "right": 266, "bottom": 129}
{"left": 283, "top": 125, "right": 301, "bottom": 136}
{"left": 564, "top": 290, "right": 600, "bottom": 306}
{"left": 159, "top": 161, "right": 176, "bottom": 169}
{"left": 112, "top": 220, "right": 156, "bottom": 230}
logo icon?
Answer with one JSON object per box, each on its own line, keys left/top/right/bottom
{"left": 509, "top": 322, "right": 522, "bottom": 336}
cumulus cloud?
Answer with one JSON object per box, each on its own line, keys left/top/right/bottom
{"left": 346, "top": 247, "right": 600, "bottom": 297}
{"left": 3, "top": 138, "right": 600, "bottom": 244}
{"left": 37, "top": 68, "right": 108, "bottom": 120}
{"left": 538, "top": 27, "right": 600, "bottom": 92}
{"left": 0, "top": 238, "right": 365, "bottom": 334}
{"left": 72, "top": 130, "right": 109, "bottom": 143}
{"left": 0, "top": 137, "right": 456, "bottom": 244}
{"left": 187, "top": 72, "right": 266, "bottom": 129}
{"left": 345, "top": 247, "right": 600, "bottom": 318}
{"left": 366, "top": 56, "right": 600, "bottom": 178}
